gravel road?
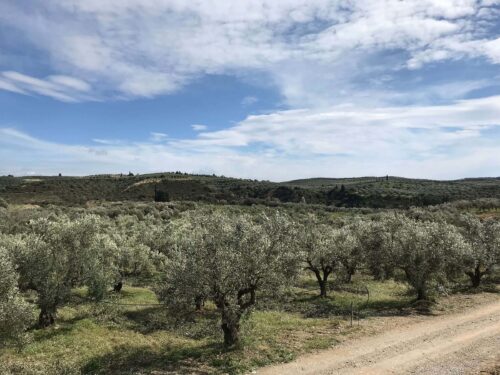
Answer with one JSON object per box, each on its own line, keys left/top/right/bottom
{"left": 257, "top": 299, "right": 500, "bottom": 375}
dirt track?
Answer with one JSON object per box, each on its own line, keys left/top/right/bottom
{"left": 257, "top": 299, "right": 500, "bottom": 375}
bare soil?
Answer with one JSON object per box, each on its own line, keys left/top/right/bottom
{"left": 257, "top": 294, "right": 500, "bottom": 375}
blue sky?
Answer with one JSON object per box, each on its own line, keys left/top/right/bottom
{"left": 0, "top": 0, "right": 499, "bottom": 180}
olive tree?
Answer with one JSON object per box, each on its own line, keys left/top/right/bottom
{"left": 110, "top": 215, "right": 167, "bottom": 291}
{"left": 158, "top": 210, "right": 298, "bottom": 347}
{"left": 16, "top": 215, "right": 117, "bottom": 327}
{"left": 0, "top": 246, "right": 33, "bottom": 347}
{"left": 456, "top": 215, "right": 500, "bottom": 287}
{"left": 298, "top": 220, "right": 338, "bottom": 297}
{"left": 362, "top": 218, "right": 396, "bottom": 281}
{"left": 334, "top": 219, "right": 368, "bottom": 283}
{"left": 385, "top": 216, "right": 468, "bottom": 300}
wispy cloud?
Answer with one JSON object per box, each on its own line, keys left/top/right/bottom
{"left": 0, "top": 0, "right": 498, "bottom": 104}
{"left": 191, "top": 124, "right": 208, "bottom": 132}
{"left": 92, "top": 139, "right": 123, "bottom": 145}
{"left": 150, "top": 132, "right": 168, "bottom": 142}
{"left": 241, "top": 96, "right": 258, "bottom": 106}
{"left": 2, "top": 95, "right": 499, "bottom": 180}
{"left": 0, "top": 71, "right": 92, "bottom": 102}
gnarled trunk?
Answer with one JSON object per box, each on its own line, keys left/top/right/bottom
{"left": 220, "top": 309, "right": 241, "bottom": 347}
{"left": 221, "top": 320, "right": 240, "bottom": 347}
{"left": 195, "top": 295, "right": 205, "bottom": 311}
{"left": 416, "top": 287, "right": 427, "bottom": 301}
{"left": 404, "top": 268, "right": 428, "bottom": 301}
{"left": 38, "top": 308, "right": 56, "bottom": 327}
{"left": 113, "top": 280, "right": 123, "bottom": 292}
{"left": 319, "top": 280, "right": 327, "bottom": 298}
{"left": 345, "top": 267, "right": 355, "bottom": 283}
{"left": 313, "top": 268, "right": 331, "bottom": 298}
{"left": 466, "top": 265, "right": 486, "bottom": 288}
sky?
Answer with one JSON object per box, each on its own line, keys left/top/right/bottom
{"left": 0, "top": 0, "right": 499, "bottom": 181}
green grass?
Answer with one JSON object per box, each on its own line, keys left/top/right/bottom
{"left": 0, "top": 277, "right": 423, "bottom": 375}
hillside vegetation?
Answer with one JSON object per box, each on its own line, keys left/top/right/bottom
{"left": 1, "top": 173, "right": 499, "bottom": 208}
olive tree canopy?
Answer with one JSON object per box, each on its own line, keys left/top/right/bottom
{"left": 158, "top": 210, "right": 299, "bottom": 347}
{"left": 455, "top": 215, "right": 500, "bottom": 287}
{"left": 5, "top": 215, "right": 118, "bottom": 327}
{"left": 383, "top": 214, "right": 469, "bottom": 300}
{"left": 0, "top": 246, "right": 33, "bottom": 347}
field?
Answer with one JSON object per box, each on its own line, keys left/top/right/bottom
{"left": 1, "top": 174, "right": 499, "bottom": 374}
{"left": 4, "top": 271, "right": 496, "bottom": 375}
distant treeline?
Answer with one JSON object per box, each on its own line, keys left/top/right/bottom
{"left": 1, "top": 173, "right": 499, "bottom": 208}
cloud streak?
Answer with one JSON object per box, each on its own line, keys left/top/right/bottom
{"left": 2, "top": 95, "right": 499, "bottom": 180}
{"left": 0, "top": 71, "right": 92, "bottom": 102}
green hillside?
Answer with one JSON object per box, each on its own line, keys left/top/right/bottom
{"left": 1, "top": 173, "right": 499, "bottom": 208}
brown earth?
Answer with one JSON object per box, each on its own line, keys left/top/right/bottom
{"left": 257, "top": 296, "right": 500, "bottom": 375}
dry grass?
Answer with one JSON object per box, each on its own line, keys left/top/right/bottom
{"left": 1, "top": 278, "right": 498, "bottom": 375}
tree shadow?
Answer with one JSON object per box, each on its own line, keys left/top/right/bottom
{"left": 271, "top": 286, "right": 434, "bottom": 319}
{"left": 30, "top": 323, "right": 75, "bottom": 341}
{"left": 124, "top": 306, "right": 221, "bottom": 340}
{"left": 82, "top": 342, "right": 234, "bottom": 375}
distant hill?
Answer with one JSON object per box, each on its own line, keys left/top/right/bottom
{"left": 1, "top": 173, "right": 499, "bottom": 208}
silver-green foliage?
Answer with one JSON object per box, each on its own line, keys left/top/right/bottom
{"left": 334, "top": 218, "right": 368, "bottom": 283}
{"left": 382, "top": 214, "right": 469, "bottom": 299}
{"left": 299, "top": 219, "right": 337, "bottom": 297}
{"left": 9, "top": 215, "right": 118, "bottom": 326}
{"left": 158, "top": 210, "right": 299, "bottom": 346}
{"left": 0, "top": 246, "right": 33, "bottom": 347}
{"left": 111, "top": 215, "right": 168, "bottom": 281}
{"left": 456, "top": 214, "right": 500, "bottom": 286}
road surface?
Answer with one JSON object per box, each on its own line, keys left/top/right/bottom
{"left": 257, "top": 299, "right": 500, "bottom": 375}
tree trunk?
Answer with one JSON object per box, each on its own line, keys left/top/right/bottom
{"left": 345, "top": 268, "right": 354, "bottom": 283}
{"left": 221, "top": 321, "right": 240, "bottom": 347}
{"left": 319, "top": 280, "right": 327, "bottom": 298}
{"left": 314, "top": 269, "right": 330, "bottom": 298}
{"left": 416, "top": 287, "right": 427, "bottom": 301}
{"left": 195, "top": 295, "right": 205, "bottom": 311}
{"left": 113, "top": 280, "right": 123, "bottom": 292}
{"left": 466, "top": 265, "right": 485, "bottom": 288}
{"left": 38, "top": 308, "right": 56, "bottom": 327}
{"left": 220, "top": 310, "right": 240, "bottom": 347}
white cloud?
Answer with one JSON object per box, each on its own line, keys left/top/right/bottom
{"left": 0, "top": 0, "right": 498, "bottom": 103}
{"left": 2, "top": 95, "right": 499, "bottom": 180}
{"left": 241, "top": 96, "right": 258, "bottom": 106}
{"left": 150, "top": 132, "right": 168, "bottom": 142}
{"left": 92, "top": 139, "right": 123, "bottom": 145}
{"left": 191, "top": 124, "right": 208, "bottom": 131}
{"left": 48, "top": 75, "right": 91, "bottom": 92}
{"left": 0, "top": 71, "right": 92, "bottom": 102}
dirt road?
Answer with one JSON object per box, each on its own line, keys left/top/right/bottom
{"left": 257, "top": 299, "right": 500, "bottom": 375}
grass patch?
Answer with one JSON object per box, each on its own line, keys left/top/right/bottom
{"left": 0, "top": 278, "right": 455, "bottom": 374}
